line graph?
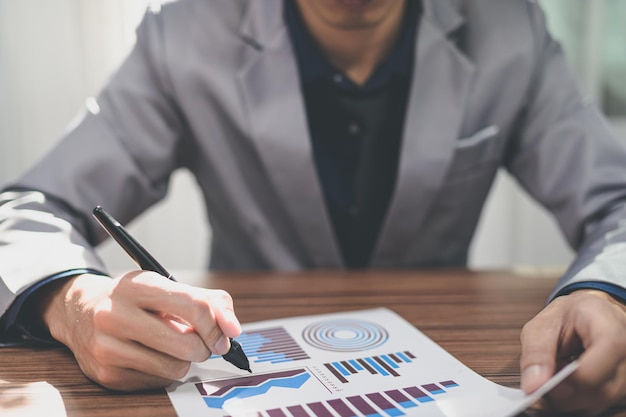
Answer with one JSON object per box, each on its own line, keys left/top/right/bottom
{"left": 195, "top": 369, "right": 311, "bottom": 409}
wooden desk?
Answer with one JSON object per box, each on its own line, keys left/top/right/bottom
{"left": 1, "top": 270, "right": 625, "bottom": 416}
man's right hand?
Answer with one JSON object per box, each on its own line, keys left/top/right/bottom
{"left": 41, "top": 272, "right": 242, "bottom": 391}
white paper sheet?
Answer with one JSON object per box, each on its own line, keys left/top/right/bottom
{"left": 0, "top": 381, "right": 67, "bottom": 417}
{"left": 167, "top": 308, "right": 577, "bottom": 417}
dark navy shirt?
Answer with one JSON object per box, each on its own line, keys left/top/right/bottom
{"left": 285, "top": 0, "right": 421, "bottom": 267}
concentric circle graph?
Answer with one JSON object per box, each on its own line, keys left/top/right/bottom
{"left": 302, "top": 319, "right": 389, "bottom": 352}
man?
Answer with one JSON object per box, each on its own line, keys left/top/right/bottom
{"left": 1, "top": 0, "right": 626, "bottom": 414}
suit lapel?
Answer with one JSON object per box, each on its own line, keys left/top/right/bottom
{"left": 236, "top": 1, "right": 342, "bottom": 267}
{"left": 372, "top": 0, "right": 476, "bottom": 266}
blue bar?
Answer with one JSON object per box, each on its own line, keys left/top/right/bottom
{"left": 380, "top": 355, "right": 399, "bottom": 369}
{"left": 255, "top": 353, "right": 287, "bottom": 361}
{"left": 332, "top": 362, "right": 352, "bottom": 376}
{"left": 395, "top": 352, "right": 412, "bottom": 363}
{"left": 268, "top": 358, "right": 298, "bottom": 364}
{"left": 348, "top": 359, "right": 364, "bottom": 371}
{"left": 364, "top": 357, "right": 389, "bottom": 376}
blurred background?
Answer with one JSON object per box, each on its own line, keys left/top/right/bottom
{"left": 0, "top": 0, "right": 625, "bottom": 273}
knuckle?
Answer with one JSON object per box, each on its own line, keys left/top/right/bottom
{"left": 520, "top": 320, "right": 537, "bottom": 342}
{"left": 188, "top": 297, "right": 212, "bottom": 324}
{"left": 92, "top": 366, "right": 122, "bottom": 390}
{"left": 90, "top": 339, "right": 114, "bottom": 364}
{"left": 176, "top": 340, "right": 196, "bottom": 361}
{"left": 213, "top": 289, "right": 233, "bottom": 304}
{"left": 92, "top": 306, "right": 114, "bottom": 331}
{"left": 170, "top": 361, "right": 192, "bottom": 380}
{"left": 205, "top": 325, "right": 223, "bottom": 347}
{"left": 177, "top": 336, "right": 206, "bottom": 362}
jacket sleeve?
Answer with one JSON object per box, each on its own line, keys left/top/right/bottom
{"left": 505, "top": 2, "right": 626, "bottom": 299}
{"left": 0, "top": 7, "right": 188, "bottom": 317}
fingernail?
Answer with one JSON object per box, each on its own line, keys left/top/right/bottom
{"left": 521, "top": 365, "right": 550, "bottom": 393}
{"left": 214, "top": 335, "right": 230, "bottom": 356}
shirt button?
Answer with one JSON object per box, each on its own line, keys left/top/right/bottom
{"left": 348, "top": 123, "right": 360, "bottom": 135}
{"left": 333, "top": 73, "right": 343, "bottom": 84}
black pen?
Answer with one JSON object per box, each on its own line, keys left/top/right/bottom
{"left": 92, "top": 205, "right": 251, "bottom": 373}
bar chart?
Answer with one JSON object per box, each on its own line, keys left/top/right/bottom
{"left": 214, "top": 380, "right": 461, "bottom": 417}
{"left": 212, "top": 327, "right": 311, "bottom": 365}
{"left": 323, "top": 351, "right": 416, "bottom": 383}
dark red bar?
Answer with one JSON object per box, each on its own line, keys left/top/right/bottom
{"left": 403, "top": 351, "right": 416, "bottom": 359}
{"left": 287, "top": 405, "right": 310, "bottom": 417}
{"left": 385, "top": 389, "right": 410, "bottom": 403}
{"left": 389, "top": 353, "right": 402, "bottom": 363}
{"left": 341, "top": 361, "right": 357, "bottom": 373}
{"left": 328, "top": 399, "right": 357, "bottom": 417}
{"left": 195, "top": 382, "right": 207, "bottom": 395}
{"left": 357, "top": 358, "right": 377, "bottom": 374}
{"left": 267, "top": 409, "right": 288, "bottom": 417}
{"left": 308, "top": 402, "right": 334, "bottom": 417}
{"left": 324, "top": 363, "right": 348, "bottom": 383}
{"left": 422, "top": 383, "right": 445, "bottom": 394}
{"left": 366, "top": 392, "right": 395, "bottom": 411}
{"left": 347, "top": 396, "right": 378, "bottom": 415}
{"left": 257, "top": 327, "right": 290, "bottom": 336}
{"left": 373, "top": 356, "right": 400, "bottom": 377}
{"left": 404, "top": 386, "right": 429, "bottom": 399}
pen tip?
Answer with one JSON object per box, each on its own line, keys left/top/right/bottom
{"left": 247, "top": 368, "right": 252, "bottom": 373}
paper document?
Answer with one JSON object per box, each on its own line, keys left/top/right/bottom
{"left": 167, "top": 308, "right": 577, "bottom": 417}
{"left": 0, "top": 381, "right": 67, "bottom": 417}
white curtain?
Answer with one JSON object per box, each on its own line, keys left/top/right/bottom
{"left": 3, "top": 0, "right": 599, "bottom": 273}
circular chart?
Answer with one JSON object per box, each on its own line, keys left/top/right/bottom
{"left": 302, "top": 319, "right": 389, "bottom": 352}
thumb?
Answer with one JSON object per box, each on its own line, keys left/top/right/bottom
{"left": 521, "top": 363, "right": 553, "bottom": 394}
{"left": 520, "top": 316, "right": 559, "bottom": 393}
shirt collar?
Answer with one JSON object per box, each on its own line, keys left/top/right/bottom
{"left": 284, "top": 0, "right": 421, "bottom": 91}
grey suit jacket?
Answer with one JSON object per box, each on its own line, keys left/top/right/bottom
{"left": 2, "top": 0, "right": 626, "bottom": 317}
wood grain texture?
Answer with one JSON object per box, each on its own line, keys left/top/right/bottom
{"left": 1, "top": 269, "right": 624, "bottom": 416}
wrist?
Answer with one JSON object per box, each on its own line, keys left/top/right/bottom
{"left": 41, "top": 274, "right": 112, "bottom": 345}
{"left": 568, "top": 289, "right": 626, "bottom": 313}
{"left": 39, "top": 275, "right": 81, "bottom": 343}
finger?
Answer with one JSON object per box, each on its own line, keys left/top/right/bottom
{"left": 541, "top": 292, "right": 626, "bottom": 415}
{"left": 167, "top": 287, "right": 240, "bottom": 356}
{"left": 550, "top": 298, "right": 626, "bottom": 404}
{"left": 573, "top": 334, "right": 623, "bottom": 388}
{"left": 78, "top": 333, "right": 191, "bottom": 390}
{"left": 116, "top": 272, "right": 242, "bottom": 355}
{"left": 196, "top": 289, "right": 242, "bottom": 355}
{"left": 95, "top": 302, "right": 211, "bottom": 362}
{"left": 519, "top": 305, "right": 562, "bottom": 393}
